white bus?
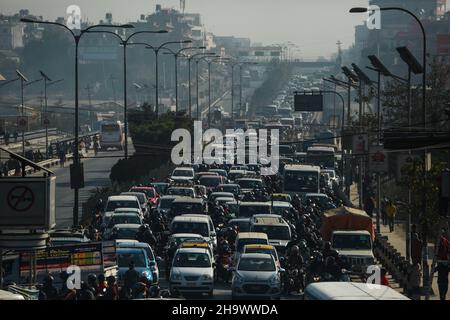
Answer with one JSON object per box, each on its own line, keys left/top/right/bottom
{"left": 100, "top": 121, "right": 125, "bottom": 150}
{"left": 306, "top": 145, "right": 335, "bottom": 169}
{"left": 282, "top": 164, "right": 321, "bottom": 195}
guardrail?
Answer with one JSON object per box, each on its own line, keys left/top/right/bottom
{"left": 5, "top": 131, "right": 99, "bottom": 176}
{"left": 0, "top": 128, "right": 58, "bottom": 145}
{"left": 373, "top": 232, "right": 412, "bottom": 295}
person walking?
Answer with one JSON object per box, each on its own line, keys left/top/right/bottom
{"left": 435, "top": 231, "right": 449, "bottom": 301}
{"left": 386, "top": 200, "right": 397, "bottom": 232}
{"left": 364, "top": 195, "right": 375, "bottom": 218}
{"left": 381, "top": 198, "right": 388, "bottom": 226}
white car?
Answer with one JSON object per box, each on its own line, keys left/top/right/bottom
{"left": 231, "top": 253, "right": 283, "bottom": 299}
{"left": 171, "top": 167, "right": 195, "bottom": 182}
{"left": 169, "top": 247, "right": 214, "bottom": 297}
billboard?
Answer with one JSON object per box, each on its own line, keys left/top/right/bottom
{"left": 369, "top": 146, "right": 388, "bottom": 173}
{"left": 294, "top": 93, "right": 323, "bottom": 112}
{"left": 352, "top": 134, "right": 368, "bottom": 155}
{"left": 20, "top": 242, "right": 105, "bottom": 276}
{"left": 0, "top": 176, "right": 56, "bottom": 230}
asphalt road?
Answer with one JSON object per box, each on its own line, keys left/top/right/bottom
{"left": 51, "top": 148, "right": 126, "bottom": 228}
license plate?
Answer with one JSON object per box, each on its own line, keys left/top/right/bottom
{"left": 186, "top": 282, "right": 196, "bottom": 286}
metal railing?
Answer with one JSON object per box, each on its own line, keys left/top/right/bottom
{"left": 0, "top": 128, "right": 58, "bottom": 145}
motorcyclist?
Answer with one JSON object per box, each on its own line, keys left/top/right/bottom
{"left": 40, "top": 274, "right": 58, "bottom": 300}
{"left": 77, "top": 281, "right": 96, "bottom": 300}
{"left": 286, "top": 245, "right": 304, "bottom": 269}
{"left": 123, "top": 262, "right": 140, "bottom": 299}
{"left": 136, "top": 224, "right": 157, "bottom": 248}
{"left": 95, "top": 198, "right": 104, "bottom": 213}
{"left": 87, "top": 273, "right": 98, "bottom": 296}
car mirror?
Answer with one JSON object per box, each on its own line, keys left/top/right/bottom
{"left": 279, "top": 268, "right": 286, "bottom": 273}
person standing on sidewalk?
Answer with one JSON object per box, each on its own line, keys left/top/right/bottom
{"left": 435, "top": 231, "right": 449, "bottom": 301}
{"left": 364, "top": 195, "right": 375, "bottom": 218}
{"left": 381, "top": 198, "right": 388, "bottom": 226}
{"left": 386, "top": 200, "right": 397, "bottom": 232}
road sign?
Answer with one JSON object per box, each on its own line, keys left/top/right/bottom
{"left": 294, "top": 92, "right": 323, "bottom": 112}
{"left": 352, "top": 134, "right": 368, "bottom": 155}
{"left": 369, "top": 146, "right": 388, "bottom": 173}
{"left": 0, "top": 176, "right": 56, "bottom": 230}
{"left": 17, "top": 116, "right": 28, "bottom": 132}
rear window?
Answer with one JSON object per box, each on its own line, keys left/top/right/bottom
{"left": 252, "top": 225, "right": 291, "bottom": 240}
{"left": 239, "top": 204, "right": 271, "bottom": 218}
{"left": 130, "top": 188, "right": 155, "bottom": 198}
{"left": 171, "top": 202, "right": 204, "bottom": 215}
{"left": 117, "top": 250, "right": 146, "bottom": 268}
{"left": 106, "top": 200, "right": 139, "bottom": 211}
{"left": 237, "top": 238, "right": 268, "bottom": 252}
{"left": 172, "top": 222, "right": 209, "bottom": 237}
{"left": 199, "top": 176, "right": 222, "bottom": 188}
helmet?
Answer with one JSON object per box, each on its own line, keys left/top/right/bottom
{"left": 290, "top": 245, "right": 300, "bottom": 256}
{"left": 43, "top": 274, "right": 54, "bottom": 285}
{"left": 87, "top": 273, "right": 97, "bottom": 285}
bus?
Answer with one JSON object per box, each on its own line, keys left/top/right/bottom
{"left": 100, "top": 121, "right": 125, "bottom": 150}
{"left": 306, "top": 145, "right": 335, "bottom": 169}
{"left": 282, "top": 164, "right": 321, "bottom": 195}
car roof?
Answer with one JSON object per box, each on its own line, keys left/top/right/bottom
{"left": 305, "top": 282, "right": 409, "bottom": 300}
{"left": 117, "top": 241, "right": 151, "bottom": 249}
{"left": 218, "top": 183, "right": 239, "bottom": 187}
{"left": 251, "top": 215, "right": 287, "bottom": 225}
{"left": 176, "top": 247, "right": 210, "bottom": 254}
{"left": 112, "top": 223, "right": 141, "bottom": 229}
{"left": 215, "top": 197, "right": 236, "bottom": 202}
{"left": 239, "top": 201, "right": 271, "bottom": 206}
{"left": 229, "top": 218, "right": 251, "bottom": 222}
{"left": 174, "top": 167, "right": 194, "bottom": 171}
{"left": 243, "top": 244, "right": 275, "bottom": 250}
{"left": 333, "top": 230, "right": 371, "bottom": 235}
{"left": 239, "top": 253, "right": 273, "bottom": 259}
{"left": 237, "top": 232, "right": 268, "bottom": 239}
{"left": 305, "top": 193, "right": 328, "bottom": 197}
{"left": 130, "top": 186, "right": 155, "bottom": 190}
{"left": 108, "top": 195, "right": 139, "bottom": 201}
{"left": 172, "top": 197, "right": 203, "bottom": 204}
{"left": 172, "top": 215, "right": 209, "bottom": 222}
{"left": 160, "top": 195, "right": 181, "bottom": 200}
{"left": 236, "top": 178, "right": 262, "bottom": 181}
{"left": 271, "top": 201, "right": 292, "bottom": 207}
{"left": 170, "top": 233, "right": 203, "bottom": 238}
{"left": 114, "top": 208, "right": 140, "bottom": 212}
{"left": 110, "top": 212, "right": 141, "bottom": 217}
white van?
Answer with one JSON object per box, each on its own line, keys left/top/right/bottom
{"left": 170, "top": 215, "right": 216, "bottom": 248}
{"left": 249, "top": 214, "right": 291, "bottom": 255}
{"left": 304, "top": 282, "right": 410, "bottom": 300}
{"left": 104, "top": 195, "right": 143, "bottom": 223}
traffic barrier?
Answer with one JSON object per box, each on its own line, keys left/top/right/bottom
{"left": 0, "top": 128, "right": 58, "bottom": 145}
{"left": 373, "top": 231, "right": 412, "bottom": 295}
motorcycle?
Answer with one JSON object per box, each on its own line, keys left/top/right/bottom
{"left": 216, "top": 253, "right": 232, "bottom": 283}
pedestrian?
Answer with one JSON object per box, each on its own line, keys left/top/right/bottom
{"left": 364, "top": 195, "right": 375, "bottom": 218}
{"left": 386, "top": 200, "right": 397, "bottom": 232}
{"left": 407, "top": 262, "right": 422, "bottom": 300}
{"left": 435, "top": 231, "right": 449, "bottom": 301}
{"left": 411, "top": 224, "right": 423, "bottom": 265}
{"left": 381, "top": 198, "right": 388, "bottom": 226}
{"left": 123, "top": 261, "right": 140, "bottom": 299}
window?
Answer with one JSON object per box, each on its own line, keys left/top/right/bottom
{"left": 117, "top": 250, "right": 146, "bottom": 268}
{"left": 172, "top": 222, "right": 209, "bottom": 237}
{"left": 238, "top": 257, "right": 275, "bottom": 272}
{"left": 106, "top": 200, "right": 139, "bottom": 211}
{"left": 252, "top": 225, "right": 290, "bottom": 240}
{"left": 173, "top": 252, "right": 211, "bottom": 268}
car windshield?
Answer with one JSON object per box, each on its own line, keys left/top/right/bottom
{"left": 173, "top": 170, "right": 193, "bottom": 177}
{"left": 237, "top": 179, "right": 262, "bottom": 189}
{"left": 238, "top": 257, "right": 275, "bottom": 272}
{"left": 152, "top": 184, "right": 167, "bottom": 195}
{"left": 228, "top": 172, "right": 244, "bottom": 181}
{"left": 106, "top": 200, "right": 139, "bottom": 211}
{"left": 172, "top": 222, "right": 209, "bottom": 237}
{"left": 122, "top": 193, "right": 145, "bottom": 204}
{"left": 173, "top": 252, "right": 211, "bottom": 268}
{"left": 112, "top": 227, "right": 139, "bottom": 240}
{"left": 108, "top": 216, "right": 140, "bottom": 227}
{"left": 284, "top": 171, "right": 318, "bottom": 193}
{"left": 131, "top": 188, "right": 156, "bottom": 198}
{"left": 199, "top": 177, "right": 221, "bottom": 187}
{"left": 117, "top": 250, "right": 146, "bottom": 268}
{"left": 252, "top": 225, "right": 291, "bottom": 240}
{"left": 237, "top": 238, "right": 268, "bottom": 252}
{"left": 168, "top": 188, "right": 194, "bottom": 197}
{"left": 171, "top": 202, "right": 204, "bottom": 215}
{"left": 271, "top": 205, "right": 291, "bottom": 215}
{"left": 239, "top": 205, "right": 270, "bottom": 218}
{"left": 217, "top": 185, "right": 239, "bottom": 193}
{"left": 230, "top": 221, "right": 250, "bottom": 232}
{"left": 332, "top": 234, "right": 372, "bottom": 250}
{"left": 159, "top": 198, "right": 176, "bottom": 209}
{"left": 245, "top": 248, "right": 277, "bottom": 260}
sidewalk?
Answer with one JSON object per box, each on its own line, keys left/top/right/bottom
{"left": 349, "top": 183, "right": 447, "bottom": 300}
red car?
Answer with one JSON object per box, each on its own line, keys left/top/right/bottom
{"left": 129, "top": 186, "right": 160, "bottom": 207}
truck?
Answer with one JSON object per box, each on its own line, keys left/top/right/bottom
{"left": 320, "top": 206, "right": 375, "bottom": 274}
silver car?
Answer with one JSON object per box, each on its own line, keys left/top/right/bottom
{"left": 231, "top": 253, "right": 283, "bottom": 299}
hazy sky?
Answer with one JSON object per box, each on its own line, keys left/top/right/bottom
{"left": 0, "top": 0, "right": 445, "bottom": 58}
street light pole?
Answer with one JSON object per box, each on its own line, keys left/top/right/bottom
{"left": 21, "top": 18, "right": 134, "bottom": 227}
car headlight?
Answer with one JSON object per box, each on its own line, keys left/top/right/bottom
{"left": 268, "top": 274, "right": 279, "bottom": 285}
{"left": 233, "top": 273, "right": 244, "bottom": 284}
{"left": 171, "top": 273, "right": 182, "bottom": 281}
{"left": 202, "top": 274, "right": 212, "bottom": 281}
